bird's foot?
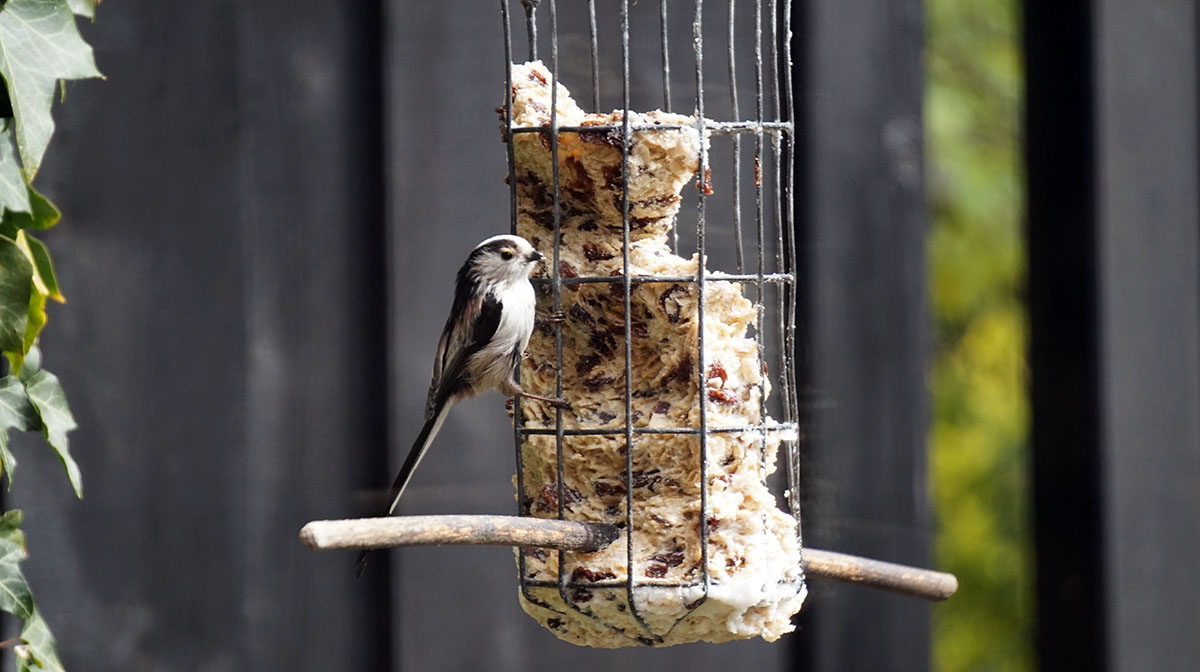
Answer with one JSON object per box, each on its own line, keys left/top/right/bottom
{"left": 517, "top": 392, "right": 572, "bottom": 410}
{"left": 538, "top": 310, "right": 566, "bottom": 325}
{"left": 548, "top": 396, "right": 572, "bottom": 410}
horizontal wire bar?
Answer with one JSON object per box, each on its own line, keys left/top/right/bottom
{"left": 516, "top": 424, "right": 797, "bottom": 436}
{"left": 520, "top": 579, "right": 700, "bottom": 590}
{"left": 524, "top": 554, "right": 960, "bottom": 602}
{"left": 508, "top": 120, "right": 792, "bottom": 135}
{"left": 530, "top": 272, "right": 794, "bottom": 285}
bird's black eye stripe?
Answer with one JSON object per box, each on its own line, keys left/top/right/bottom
{"left": 501, "top": 250, "right": 514, "bottom": 260}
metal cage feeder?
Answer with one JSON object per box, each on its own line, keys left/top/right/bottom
{"left": 502, "top": 0, "right": 804, "bottom": 646}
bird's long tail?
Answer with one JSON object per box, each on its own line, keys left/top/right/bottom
{"left": 355, "top": 402, "right": 452, "bottom": 577}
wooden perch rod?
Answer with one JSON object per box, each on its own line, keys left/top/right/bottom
{"left": 799, "top": 548, "right": 958, "bottom": 601}
{"left": 301, "top": 515, "right": 621, "bottom": 553}
{"left": 300, "top": 515, "right": 958, "bottom": 601}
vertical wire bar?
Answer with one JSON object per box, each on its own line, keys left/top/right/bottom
{"left": 781, "top": 0, "right": 803, "bottom": 548}
{"left": 661, "top": 0, "right": 678, "bottom": 255}
{"left": 769, "top": 0, "right": 783, "bottom": 272}
{"left": 692, "top": 0, "right": 712, "bottom": 607}
{"left": 766, "top": 0, "right": 798, "bottom": 557}
{"left": 522, "top": 0, "right": 539, "bottom": 61}
{"left": 660, "top": 0, "right": 673, "bottom": 112}
{"left": 621, "top": 0, "right": 636, "bottom": 635}
{"left": 504, "top": 0, "right": 544, "bottom": 607}
{"left": 779, "top": 0, "right": 798, "bottom": 421}
{"left": 769, "top": 0, "right": 792, "bottom": 438}
{"left": 588, "top": 0, "right": 600, "bottom": 111}
{"left": 620, "top": 0, "right": 661, "bottom": 644}
{"left": 728, "top": 0, "right": 745, "bottom": 273}
{"left": 546, "top": 0, "right": 575, "bottom": 616}
{"left": 753, "top": 0, "right": 768, "bottom": 466}
{"left": 502, "top": 0, "right": 526, "bottom": 589}
{"left": 503, "top": 5, "right": 519, "bottom": 241}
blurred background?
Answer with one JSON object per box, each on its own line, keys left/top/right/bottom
{"left": 5, "top": 0, "right": 1197, "bottom": 670}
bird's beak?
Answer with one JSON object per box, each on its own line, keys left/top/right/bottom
{"left": 529, "top": 250, "right": 545, "bottom": 262}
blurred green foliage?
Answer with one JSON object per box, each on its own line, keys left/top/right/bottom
{"left": 926, "top": 1, "right": 1033, "bottom": 670}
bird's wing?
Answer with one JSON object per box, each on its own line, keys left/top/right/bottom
{"left": 424, "top": 292, "right": 503, "bottom": 418}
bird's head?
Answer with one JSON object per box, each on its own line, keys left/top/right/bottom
{"left": 469, "top": 234, "right": 544, "bottom": 284}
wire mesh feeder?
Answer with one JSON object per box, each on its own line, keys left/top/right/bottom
{"left": 501, "top": 0, "right": 806, "bottom": 647}
{"left": 298, "top": 0, "right": 956, "bottom": 651}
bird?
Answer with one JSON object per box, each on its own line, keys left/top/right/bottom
{"left": 356, "top": 234, "right": 568, "bottom": 576}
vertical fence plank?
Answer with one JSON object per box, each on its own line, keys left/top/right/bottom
{"left": 1023, "top": 1, "right": 1108, "bottom": 668}
{"left": 1094, "top": 0, "right": 1200, "bottom": 668}
{"left": 1027, "top": 0, "right": 1200, "bottom": 669}
{"left": 792, "top": 0, "right": 931, "bottom": 669}
{"left": 8, "top": 1, "right": 390, "bottom": 669}
{"left": 232, "top": 1, "right": 390, "bottom": 669}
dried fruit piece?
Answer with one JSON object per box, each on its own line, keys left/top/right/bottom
{"left": 708, "top": 388, "right": 738, "bottom": 405}
{"left": 707, "top": 361, "right": 728, "bottom": 387}
{"left": 583, "top": 374, "right": 616, "bottom": 392}
{"left": 658, "top": 284, "right": 688, "bottom": 323}
{"left": 583, "top": 242, "right": 615, "bottom": 261}
{"left": 661, "top": 354, "right": 694, "bottom": 386}
{"left": 569, "top": 303, "right": 596, "bottom": 327}
{"left": 571, "top": 588, "right": 595, "bottom": 603}
{"left": 650, "top": 550, "right": 685, "bottom": 568}
{"left": 575, "top": 353, "right": 602, "bottom": 375}
{"left": 593, "top": 480, "right": 626, "bottom": 497}
{"left": 572, "top": 567, "right": 617, "bottom": 583}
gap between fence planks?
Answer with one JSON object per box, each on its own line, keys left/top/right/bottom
{"left": 301, "top": 515, "right": 958, "bottom": 601}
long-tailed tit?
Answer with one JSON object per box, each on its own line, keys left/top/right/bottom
{"left": 356, "top": 234, "right": 567, "bottom": 575}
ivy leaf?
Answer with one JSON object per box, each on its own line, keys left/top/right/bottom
{"left": 23, "top": 235, "right": 59, "bottom": 300}
{"left": 0, "top": 0, "right": 102, "bottom": 180}
{"left": 2, "top": 231, "right": 59, "bottom": 375}
{"left": 0, "top": 510, "right": 66, "bottom": 672}
{"left": 0, "top": 375, "right": 38, "bottom": 485}
{"left": 2, "top": 185, "right": 60, "bottom": 237}
{"left": 65, "top": 0, "right": 94, "bottom": 20}
{"left": 0, "top": 234, "right": 32, "bottom": 355}
{"left": 15, "top": 230, "right": 60, "bottom": 301}
{"left": 22, "top": 369, "right": 78, "bottom": 497}
{"left": 0, "top": 127, "right": 62, "bottom": 239}
{"left": 0, "top": 128, "right": 30, "bottom": 221}
{"left": 15, "top": 608, "right": 66, "bottom": 672}
{"left": 18, "top": 287, "right": 45, "bottom": 365}
{"left": 16, "top": 344, "right": 39, "bottom": 381}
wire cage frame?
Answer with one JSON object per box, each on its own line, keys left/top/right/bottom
{"left": 502, "top": 0, "right": 802, "bottom": 643}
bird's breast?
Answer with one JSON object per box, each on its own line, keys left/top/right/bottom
{"left": 493, "top": 280, "right": 536, "bottom": 352}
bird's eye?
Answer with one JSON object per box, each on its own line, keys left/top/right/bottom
{"left": 501, "top": 250, "right": 514, "bottom": 260}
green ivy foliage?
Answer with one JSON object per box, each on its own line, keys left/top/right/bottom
{"left": 0, "top": 1, "right": 100, "bottom": 670}
{"left": 927, "top": 0, "right": 1034, "bottom": 670}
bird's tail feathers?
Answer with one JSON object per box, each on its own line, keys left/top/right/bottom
{"left": 356, "top": 403, "right": 452, "bottom": 578}
{"left": 386, "top": 403, "right": 451, "bottom": 515}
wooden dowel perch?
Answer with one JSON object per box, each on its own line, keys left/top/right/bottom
{"left": 301, "top": 515, "right": 958, "bottom": 602}
{"left": 799, "top": 548, "right": 958, "bottom": 601}
{"left": 301, "top": 515, "right": 620, "bottom": 553}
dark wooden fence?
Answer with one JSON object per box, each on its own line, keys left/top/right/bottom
{"left": 5, "top": 1, "right": 1196, "bottom": 671}
{"left": 1027, "top": 1, "right": 1200, "bottom": 669}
